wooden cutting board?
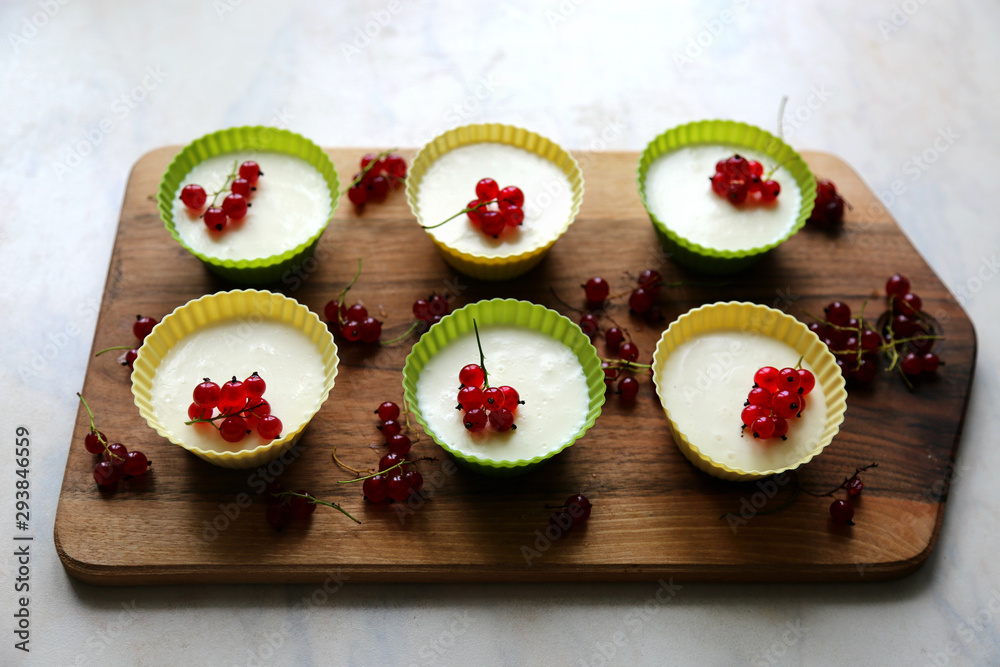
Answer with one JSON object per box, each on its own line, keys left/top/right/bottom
{"left": 54, "top": 147, "right": 976, "bottom": 584}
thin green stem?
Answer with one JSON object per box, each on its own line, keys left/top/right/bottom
{"left": 274, "top": 491, "right": 360, "bottom": 524}
{"left": 206, "top": 160, "right": 239, "bottom": 210}
{"left": 422, "top": 199, "right": 497, "bottom": 230}
{"left": 340, "top": 148, "right": 398, "bottom": 195}
{"left": 334, "top": 258, "right": 364, "bottom": 326}
{"left": 77, "top": 393, "right": 118, "bottom": 459}
{"left": 94, "top": 345, "right": 134, "bottom": 357}
{"left": 184, "top": 401, "right": 267, "bottom": 426}
{"left": 338, "top": 460, "right": 409, "bottom": 483}
{"left": 379, "top": 320, "right": 421, "bottom": 347}
{"left": 600, "top": 358, "right": 652, "bottom": 370}
{"left": 473, "top": 319, "right": 489, "bottom": 389}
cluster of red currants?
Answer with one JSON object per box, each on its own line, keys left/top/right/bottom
{"left": 347, "top": 152, "right": 407, "bottom": 207}
{"left": 96, "top": 314, "right": 159, "bottom": 372}
{"left": 827, "top": 463, "right": 877, "bottom": 525}
{"left": 740, "top": 366, "right": 816, "bottom": 439}
{"left": 79, "top": 394, "right": 150, "bottom": 490}
{"left": 465, "top": 178, "right": 525, "bottom": 238}
{"left": 186, "top": 373, "right": 283, "bottom": 443}
{"left": 885, "top": 274, "right": 941, "bottom": 377}
{"left": 264, "top": 481, "right": 360, "bottom": 529}
{"left": 180, "top": 160, "right": 262, "bottom": 232}
{"left": 412, "top": 293, "right": 451, "bottom": 326}
{"left": 583, "top": 269, "right": 666, "bottom": 326}
{"left": 375, "top": 401, "right": 412, "bottom": 456}
{"left": 456, "top": 364, "right": 522, "bottom": 433}
{"left": 808, "top": 178, "right": 846, "bottom": 227}
{"left": 359, "top": 401, "right": 425, "bottom": 503}
{"left": 711, "top": 155, "right": 780, "bottom": 206}
{"left": 324, "top": 299, "right": 383, "bottom": 344}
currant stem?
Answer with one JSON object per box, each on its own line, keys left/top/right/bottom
{"left": 379, "top": 320, "right": 421, "bottom": 346}
{"left": 600, "top": 358, "right": 653, "bottom": 370}
{"left": 76, "top": 393, "right": 118, "bottom": 459}
{"left": 341, "top": 148, "right": 398, "bottom": 194}
{"left": 204, "top": 160, "right": 239, "bottom": 211}
{"left": 273, "top": 490, "right": 361, "bottom": 524}
{"left": 331, "top": 447, "right": 373, "bottom": 477}
{"left": 94, "top": 345, "right": 135, "bottom": 357}
{"left": 549, "top": 287, "right": 585, "bottom": 314}
{"left": 422, "top": 199, "right": 498, "bottom": 230}
{"left": 473, "top": 319, "right": 489, "bottom": 389}
{"left": 335, "top": 258, "right": 364, "bottom": 327}
{"left": 183, "top": 401, "right": 267, "bottom": 426}
{"left": 338, "top": 459, "right": 410, "bottom": 483}
{"left": 799, "top": 462, "right": 878, "bottom": 498}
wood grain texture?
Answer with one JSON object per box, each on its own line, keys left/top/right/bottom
{"left": 53, "top": 147, "right": 976, "bottom": 585}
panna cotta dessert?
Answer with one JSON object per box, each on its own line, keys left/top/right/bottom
{"left": 656, "top": 331, "right": 826, "bottom": 473}
{"left": 149, "top": 318, "right": 327, "bottom": 454}
{"left": 172, "top": 151, "right": 332, "bottom": 262}
{"left": 415, "top": 325, "right": 590, "bottom": 463}
{"left": 643, "top": 144, "right": 802, "bottom": 253}
{"left": 416, "top": 142, "right": 574, "bottom": 258}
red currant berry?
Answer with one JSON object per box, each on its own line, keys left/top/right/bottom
{"left": 777, "top": 368, "right": 801, "bottom": 393}
{"left": 476, "top": 178, "right": 500, "bottom": 201}
{"left": 726, "top": 182, "right": 748, "bottom": 205}
{"left": 188, "top": 402, "right": 212, "bottom": 420}
{"left": 488, "top": 407, "right": 515, "bottom": 431}
{"left": 584, "top": 277, "right": 609, "bottom": 304}
{"left": 860, "top": 329, "right": 882, "bottom": 351}
{"left": 220, "top": 415, "right": 248, "bottom": 443}
{"left": 203, "top": 207, "right": 228, "bottom": 232}
{"left": 180, "top": 184, "right": 207, "bottom": 209}
{"left": 579, "top": 313, "right": 599, "bottom": 337}
{"left": 796, "top": 369, "right": 816, "bottom": 395}
{"left": 900, "top": 352, "right": 923, "bottom": 375}
{"left": 498, "top": 186, "right": 524, "bottom": 206}
{"left": 753, "top": 366, "right": 780, "bottom": 392}
{"left": 413, "top": 299, "right": 432, "bottom": 321}
{"left": 190, "top": 380, "right": 220, "bottom": 409}
{"left": 379, "top": 452, "right": 403, "bottom": 472}
{"left": 238, "top": 373, "right": 264, "bottom": 400}
{"left": 459, "top": 364, "right": 486, "bottom": 388}
{"left": 752, "top": 416, "right": 775, "bottom": 439}
{"left": 480, "top": 210, "right": 504, "bottom": 237}
{"left": 892, "top": 314, "right": 918, "bottom": 338}
{"left": 759, "top": 180, "right": 781, "bottom": 202}
{"left": 363, "top": 474, "right": 389, "bottom": 503}
{"left": 428, "top": 294, "right": 449, "bottom": 317}
{"left": 122, "top": 450, "right": 148, "bottom": 476}
{"left": 454, "top": 386, "right": 483, "bottom": 411}
{"left": 502, "top": 204, "right": 524, "bottom": 227}
{"left": 741, "top": 405, "right": 766, "bottom": 427}
{"left": 921, "top": 353, "right": 941, "bottom": 373}
{"left": 106, "top": 442, "right": 128, "bottom": 466}
{"left": 628, "top": 287, "right": 654, "bottom": 314}
{"left": 359, "top": 317, "right": 382, "bottom": 343}
{"left": 637, "top": 270, "right": 662, "bottom": 292}
{"left": 618, "top": 376, "right": 639, "bottom": 401}
{"left": 222, "top": 193, "right": 248, "bottom": 220}
{"left": 133, "top": 315, "right": 158, "bottom": 341}
{"left": 566, "top": 494, "right": 592, "bottom": 521}
{"left": 342, "top": 320, "right": 362, "bottom": 342}
{"left": 343, "top": 303, "right": 366, "bottom": 321}
{"left": 258, "top": 415, "right": 282, "bottom": 440}
{"left": 383, "top": 154, "right": 406, "bottom": 179}
{"left": 123, "top": 349, "right": 138, "bottom": 369}
{"left": 376, "top": 401, "right": 400, "bottom": 421}
{"left": 499, "top": 386, "right": 521, "bottom": 411}
{"left": 379, "top": 420, "right": 402, "bottom": 438}
{"left": 387, "top": 473, "right": 410, "bottom": 501}
{"left": 619, "top": 341, "right": 639, "bottom": 362}
{"left": 899, "top": 292, "right": 922, "bottom": 314}
{"left": 747, "top": 387, "right": 772, "bottom": 408}
{"left": 829, "top": 499, "right": 855, "bottom": 524}
{"left": 265, "top": 503, "right": 292, "bottom": 530}
{"left": 846, "top": 477, "right": 863, "bottom": 496}
{"left": 747, "top": 160, "right": 764, "bottom": 177}
{"left": 369, "top": 175, "right": 390, "bottom": 202}
{"left": 482, "top": 387, "right": 504, "bottom": 408}
{"left": 324, "top": 300, "right": 346, "bottom": 323}
{"left": 239, "top": 161, "right": 261, "bottom": 185}
{"left": 387, "top": 434, "right": 412, "bottom": 456}
{"left": 885, "top": 274, "right": 911, "bottom": 299}
{"left": 604, "top": 327, "right": 624, "bottom": 351}
{"left": 771, "top": 416, "right": 789, "bottom": 439}
{"left": 348, "top": 184, "right": 367, "bottom": 206}
{"left": 93, "top": 460, "right": 119, "bottom": 487}
{"left": 220, "top": 377, "right": 247, "bottom": 407}
{"left": 466, "top": 200, "right": 483, "bottom": 226}
{"left": 852, "top": 358, "right": 878, "bottom": 383}
{"left": 84, "top": 431, "right": 106, "bottom": 455}
{"left": 771, "top": 390, "right": 800, "bottom": 419}
{"left": 463, "top": 408, "right": 487, "bottom": 433}
{"left": 231, "top": 177, "right": 251, "bottom": 197}
{"left": 289, "top": 490, "right": 317, "bottom": 519}
{"left": 404, "top": 469, "right": 424, "bottom": 495}
{"left": 710, "top": 172, "right": 728, "bottom": 195}
{"left": 824, "top": 301, "right": 851, "bottom": 326}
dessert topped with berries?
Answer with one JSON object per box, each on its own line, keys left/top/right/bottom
{"left": 656, "top": 330, "right": 828, "bottom": 473}
{"left": 415, "top": 142, "right": 573, "bottom": 257}
{"left": 414, "top": 323, "right": 589, "bottom": 463}
{"left": 643, "top": 145, "right": 802, "bottom": 252}
{"left": 172, "top": 152, "right": 332, "bottom": 261}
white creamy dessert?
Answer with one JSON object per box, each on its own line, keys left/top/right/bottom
{"left": 416, "top": 325, "right": 589, "bottom": 462}
{"left": 644, "top": 145, "right": 802, "bottom": 252}
{"left": 173, "top": 152, "right": 331, "bottom": 261}
{"left": 416, "top": 143, "right": 573, "bottom": 257}
{"left": 657, "top": 330, "right": 827, "bottom": 472}
{"left": 149, "top": 318, "right": 326, "bottom": 453}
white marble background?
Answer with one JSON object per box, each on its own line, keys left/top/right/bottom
{"left": 1, "top": 0, "right": 998, "bottom": 665}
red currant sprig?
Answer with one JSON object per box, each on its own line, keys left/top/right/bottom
{"left": 184, "top": 373, "right": 283, "bottom": 443}
{"left": 740, "top": 363, "right": 815, "bottom": 440}
{"left": 333, "top": 450, "right": 429, "bottom": 504}
{"left": 180, "top": 160, "right": 261, "bottom": 233}
{"left": 799, "top": 462, "right": 878, "bottom": 526}
{"left": 546, "top": 493, "right": 593, "bottom": 532}
{"left": 710, "top": 154, "right": 781, "bottom": 206}
{"left": 94, "top": 314, "right": 160, "bottom": 373}
{"left": 346, "top": 149, "right": 407, "bottom": 207}
{"left": 422, "top": 178, "right": 525, "bottom": 239}
{"left": 808, "top": 178, "right": 846, "bottom": 227}
{"left": 264, "top": 482, "right": 360, "bottom": 529}
{"left": 454, "top": 320, "right": 523, "bottom": 433}
{"left": 78, "top": 393, "right": 151, "bottom": 489}
{"left": 322, "top": 258, "right": 385, "bottom": 344}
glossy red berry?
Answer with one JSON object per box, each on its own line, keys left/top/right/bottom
{"left": 637, "top": 270, "right": 662, "bottom": 292}
{"left": 618, "top": 376, "right": 639, "bottom": 401}
{"left": 341, "top": 321, "right": 362, "bottom": 342}
{"left": 499, "top": 386, "right": 521, "bottom": 410}
{"left": 726, "top": 182, "right": 748, "bottom": 205}
{"left": 106, "top": 442, "right": 128, "bottom": 466}
{"left": 628, "top": 288, "right": 654, "bottom": 314}
{"left": 385, "top": 154, "right": 407, "bottom": 179}
{"left": 830, "top": 499, "right": 855, "bottom": 524}
{"left": 369, "top": 175, "right": 390, "bottom": 202}
{"left": 387, "top": 434, "right": 412, "bottom": 456}
{"left": 188, "top": 402, "right": 211, "bottom": 420}
{"left": 771, "top": 390, "right": 800, "bottom": 419}
{"left": 741, "top": 405, "right": 766, "bottom": 427}
{"left": 466, "top": 199, "right": 483, "bottom": 226}
{"left": 796, "top": 369, "right": 816, "bottom": 395}
{"left": 239, "top": 161, "right": 261, "bottom": 185}
{"left": 348, "top": 185, "right": 367, "bottom": 206}
{"left": 289, "top": 491, "right": 317, "bottom": 519}
{"left": 899, "top": 292, "right": 922, "bottom": 314}
{"left": 377, "top": 401, "right": 400, "bottom": 421}
{"left": 566, "top": 494, "right": 592, "bottom": 521}
{"left": 604, "top": 327, "right": 624, "bottom": 351}
{"left": 759, "top": 180, "right": 780, "bottom": 202}
{"left": 219, "top": 378, "right": 247, "bottom": 409}
{"left": 824, "top": 301, "right": 852, "bottom": 326}
{"left": 203, "top": 207, "right": 227, "bottom": 232}
{"left": 133, "top": 315, "right": 158, "bottom": 341}
{"left": 579, "top": 313, "right": 599, "bottom": 337}
{"left": 459, "top": 364, "right": 486, "bottom": 388}
{"left": 753, "top": 366, "right": 780, "bottom": 392}
{"left": 488, "top": 407, "right": 515, "bottom": 431}
{"left": 584, "top": 277, "right": 609, "bottom": 303}
{"left": 771, "top": 417, "right": 789, "bottom": 439}
{"left": 900, "top": 352, "right": 923, "bottom": 375}
{"left": 751, "top": 416, "right": 775, "bottom": 439}
{"left": 777, "top": 368, "right": 801, "bottom": 393}
{"left": 476, "top": 178, "right": 499, "bottom": 201}
{"left": 747, "top": 387, "right": 772, "bottom": 408}
{"left": 387, "top": 473, "right": 410, "bottom": 501}
{"left": 243, "top": 372, "right": 266, "bottom": 398}
{"left": 498, "top": 186, "right": 524, "bottom": 206}
{"left": 84, "top": 431, "right": 106, "bottom": 455}
{"left": 885, "top": 274, "right": 911, "bottom": 299}
{"left": 404, "top": 469, "right": 424, "bottom": 495}
{"left": 379, "top": 420, "right": 402, "bottom": 438}
{"left": 231, "top": 177, "right": 251, "bottom": 197}
{"left": 619, "top": 341, "right": 639, "bottom": 362}
{"left": 921, "top": 353, "right": 941, "bottom": 373}
{"left": 502, "top": 205, "right": 524, "bottom": 227}
{"left": 122, "top": 450, "right": 148, "bottom": 476}
{"left": 363, "top": 475, "right": 389, "bottom": 503}
{"left": 220, "top": 415, "right": 248, "bottom": 443}
{"left": 359, "top": 317, "right": 382, "bottom": 343}
{"left": 480, "top": 211, "right": 505, "bottom": 237}
{"left": 379, "top": 452, "right": 403, "bottom": 472}
{"left": 180, "top": 184, "right": 207, "bottom": 209}
{"left": 463, "top": 408, "right": 487, "bottom": 433}
{"left": 457, "top": 386, "right": 483, "bottom": 410}
{"left": 846, "top": 477, "right": 863, "bottom": 496}
{"left": 482, "top": 387, "right": 504, "bottom": 408}
{"left": 93, "top": 460, "right": 119, "bottom": 487}
{"left": 258, "top": 415, "right": 282, "bottom": 440}
{"left": 222, "top": 193, "right": 248, "bottom": 220}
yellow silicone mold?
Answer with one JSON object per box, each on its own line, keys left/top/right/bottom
{"left": 131, "top": 290, "right": 339, "bottom": 469}
{"left": 651, "top": 301, "right": 847, "bottom": 481}
{"left": 405, "top": 123, "right": 584, "bottom": 280}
